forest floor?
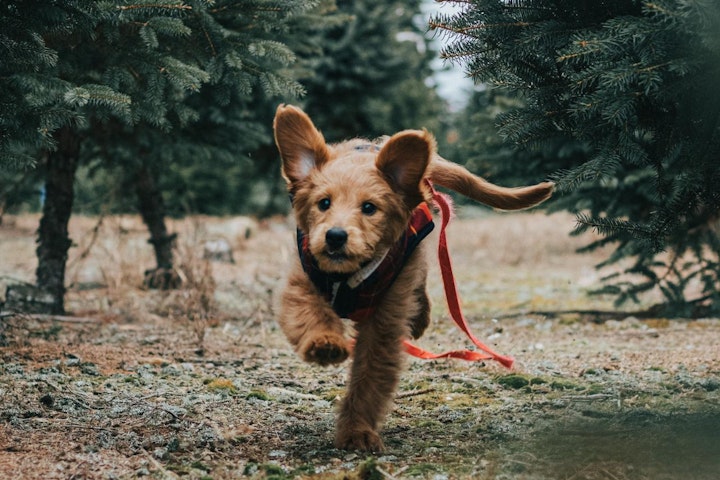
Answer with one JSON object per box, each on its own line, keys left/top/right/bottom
{"left": 1, "top": 209, "right": 718, "bottom": 479}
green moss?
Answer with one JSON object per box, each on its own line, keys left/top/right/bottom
{"left": 585, "top": 384, "right": 605, "bottom": 394}
{"left": 263, "top": 463, "right": 285, "bottom": 475}
{"left": 549, "top": 379, "right": 582, "bottom": 391}
{"left": 247, "top": 389, "right": 270, "bottom": 401}
{"left": 497, "top": 374, "right": 530, "bottom": 389}
{"left": 405, "top": 463, "right": 441, "bottom": 477}
{"left": 242, "top": 463, "right": 258, "bottom": 476}
{"left": 291, "top": 464, "right": 315, "bottom": 476}
{"left": 242, "top": 463, "right": 287, "bottom": 480}
{"left": 190, "top": 460, "right": 210, "bottom": 471}
{"left": 166, "top": 464, "right": 190, "bottom": 474}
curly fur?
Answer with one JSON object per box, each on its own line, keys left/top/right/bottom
{"left": 273, "top": 104, "right": 553, "bottom": 451}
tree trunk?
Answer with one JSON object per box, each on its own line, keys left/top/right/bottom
{"left": 134, "top": 165, "right": 180, "bottom": 289}
{"left": 34, "top": 126, "right": 81, "bottom": 314}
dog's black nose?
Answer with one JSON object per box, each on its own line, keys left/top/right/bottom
{"left": 325, "top": 227, "right": 348, "bottom": 250}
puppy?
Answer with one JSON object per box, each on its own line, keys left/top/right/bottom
{"left": 273, "top": 104, "right": 553, "bottom": 452}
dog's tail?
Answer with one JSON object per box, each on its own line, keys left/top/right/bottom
{"left": 427, "top": 157, "right": 554, "bottom": 211}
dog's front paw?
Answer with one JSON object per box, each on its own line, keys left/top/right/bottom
{"left": 300, "top": 333, "right": 349, "bottom": 366}
{"left": 335, "top": 427, "right": 385, "bottom": 452}
{"left": 409, "top": 288, "right": 431, "bottom": 339}
{"left": 410, "top": 311, "right": 430, "bottom": 339}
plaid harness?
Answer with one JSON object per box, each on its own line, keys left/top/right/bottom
{"left": 297, "top": 203, "right": 435, "bottom": 322}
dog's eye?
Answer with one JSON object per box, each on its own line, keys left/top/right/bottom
{"left": 361, "top": 202, "right": 377, "bottom": 215}
{"left": 318, "top": 198, "right": 331, "bottom": 211}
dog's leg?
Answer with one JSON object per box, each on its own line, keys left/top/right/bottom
{"left": 279, "top": 262, "right": 349, "bottom": 366}
{"left": 408, "top": 282, "right": 431, "bottom": 339}
{"left": 334, "top": 309, "right": 406, "bottom": 452}
{"left": 335, "top": 254, "right": 424, "bottom": 452}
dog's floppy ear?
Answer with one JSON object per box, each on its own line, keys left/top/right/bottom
{"left": 273, "top": 104, "right": 330, "bottom": 186}
{"left": 376, "top": 129, "right": 433, "bottom": 208}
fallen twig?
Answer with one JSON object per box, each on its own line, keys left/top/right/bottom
{"left": 396, "top": 388, "right": 435, "bottom": 400}
{"left": 375, "top": 464, "right": 400, "bottom": 480}
{"left": 561, "top": 393, "right": 614, "bottom": 401}
{"left": 266, "top": 386, "right": 323, "bottom": 401}
{"left": 7, "top": 313, "right": 101, "bottom": 323}
{"left": 497, "top": 309, "right": 640, "bottom": 321}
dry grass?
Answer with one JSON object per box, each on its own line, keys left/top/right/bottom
{"left": 1, "top": 210, "right": 718, "bottom": 479}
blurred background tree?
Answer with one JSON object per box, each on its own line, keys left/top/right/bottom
{"left": 298, "top": 0, "right": 446, "bottom": 142}
{"left": 9, "top": 0, "right": 719, "bottom": 318}
{"left": 1, "top": 0, "right": 320, "bottom": 312}
{"left": 2, "top": 0, "right": 446, "bottom": 217}
{"left": 431, "top": 0, "right": 720, "bottom": 315}
{"left": 442, "top": 87, "right": 587, "bottom": 199}
{"left": 1, "top": 0, "right": 450, "bottom": 314}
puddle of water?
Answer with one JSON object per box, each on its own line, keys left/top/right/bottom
{"left": 505, "top": 411, "right": 720, "bottom": 479}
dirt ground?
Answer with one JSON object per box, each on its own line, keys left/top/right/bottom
{"left": 1, "top": 210, "right": 718, "bottom": 479}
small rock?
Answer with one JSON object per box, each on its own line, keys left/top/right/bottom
{"left": 204, "top": 239, "right": 234, "bottom": 263}
{"left": 153, "top": 447, "right": 168, "bottom": 460}
{"left": 378, "top": 455, "right": 397, "bottom": 462}
{"left": 79, "top": 362, "right": 100, "bottom": 376}
{"left": 39, "top": 393, "right": 54, "bottom": 408}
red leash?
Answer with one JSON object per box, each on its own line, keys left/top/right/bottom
{"left": 401, "top": 180, "right": 514, "bottom": 369}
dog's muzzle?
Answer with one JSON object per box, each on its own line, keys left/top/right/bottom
{"left": 325, "top": 227, "right": 348, "bottom": 251}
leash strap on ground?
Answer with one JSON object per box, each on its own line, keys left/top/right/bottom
{"left": 402, "top": 180, "right": 514, "bottom": 369}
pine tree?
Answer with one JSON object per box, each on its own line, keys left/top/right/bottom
{"left": 432, "top": 0, "right": 720, "bottom": 315}
{"left": 446, "top": 88, "right": 588, "bottom": 205}
{"left": 1, "top": 0, "right": 317, "bottom": 313}
{"left": 298, "top": 0, "right": 446, "bottom": 142}
{"left": 0, "top": 3, "right": 64, "bottom": 170}
{"left": 151, "top": 0, "right": 341, "bottom": 217}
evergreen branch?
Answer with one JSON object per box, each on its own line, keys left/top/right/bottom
{"left": 209, "top": 0, "right": 313, "bottom": 15}
{"left": 633, "top": 60, "right": 673, "bottom": 73}
{"left": 440, "top": 48, "right": 491, "bottom": 62}
{"left": 501, "top": 4, "right": 554, "bottom": 12}
{"left": 117, "top": 3, "right": 192, "bottom": 11}
{"left": 557, "top": 45, "right": 603, "bottom": 62}
{"left": 201, "top": 24, "right": 216, "bottom": 57}
{"left": 428, "top": 21, "right": 531, "bottom": 34}
{"left": 575, "top": 213, "right": 651, "bottom": 238}
{"left": 63, "top": 85, "right": 132, "bottom": 120}
{"left": 643, "top": 2, "right": 677, "bottom": 18}
{"left": 159, "top": 57, "right": 210, "bottom": 92}
{"left": 550, "top": 155, "right": 621, "bottom": 192}
{"left": 211, "top": 5, "right": 283, "bottom": 14}
{"left": 431, "top": 0, "right": 720, "bottom": 315}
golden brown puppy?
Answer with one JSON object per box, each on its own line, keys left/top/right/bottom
{"left": 273, "top": 104, "right": 553, "bottom": 452}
